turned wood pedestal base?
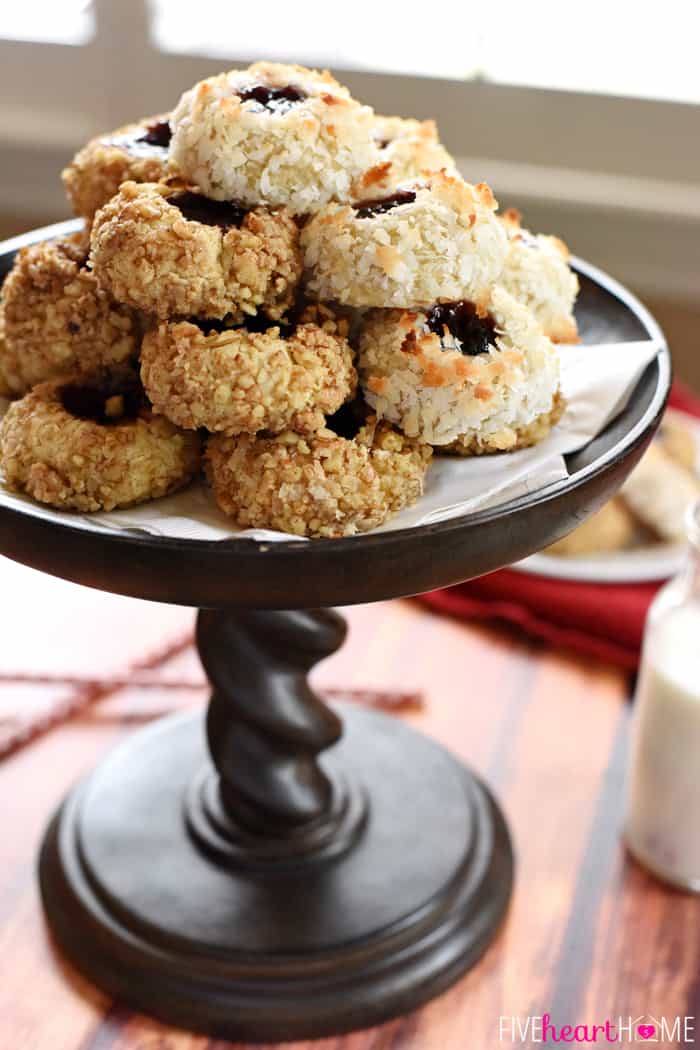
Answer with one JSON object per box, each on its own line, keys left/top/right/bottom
{"left": 39, "top": 610, "right": 513, "bottom": 1042}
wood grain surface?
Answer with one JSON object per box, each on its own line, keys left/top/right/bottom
{"left": 1, "top": 556, "right": 698, "bottom": 1049}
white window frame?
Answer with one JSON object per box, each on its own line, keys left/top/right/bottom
{"left": 1, "top": 0, "right": 698, "bottom": 299}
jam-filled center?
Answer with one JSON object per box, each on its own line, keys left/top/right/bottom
{"left": 193, "top": 313, "right": 295, "bottom": 339}
{"left": 426, "top": 301, "right": 496, "bottom": 357}
{"left": 108, "top": 119, "right": 172, "bottom": 158}
{"left": 354, "top": 191, "right": 417, "bottom": 219}
{"left": 325, "top": 401, "right": 364, "bottom": 440}
{"left": 168, "top": 192, "right": 247, "bottom": 230}
{"left": 237, "top": 84, "right": 306, "bottom": 113}
{"left": 61, "top": 377, "right": 146, "bottom": 425}
{"left": 137, "top": 119, "right": 172, "bottom": 149}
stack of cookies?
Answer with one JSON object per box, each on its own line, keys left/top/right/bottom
{"left": 0, "top": 61, "right": 579, "bottom": 537}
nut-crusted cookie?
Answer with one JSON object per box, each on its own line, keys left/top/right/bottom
{"left": 359, "top": 285, "right": 561, "bottom": 451}
{"left": 302, "top": 172, "right": 507, "bottom": 308}
{"left": 0, "top": 233, "right": 139, "bottom": 396}
{"left": 62, "top": 114, "right": 174, "bottom": 222}
{"left": 89, "top": 181, "right": 301, "bottom": 321}
{"left": 0, "top": 372, "right": 201, "bottom": 511}
{"left": 141, "top": 307, "right": 357, "bottom": 436}
{"left": 499, "top": 209, "right": 579, "bottom": 343}
{"left": 206, "top": 415, "right": 432, "bottom": 538}
{"left": 170, "top": 61, "right": 379, "bottom": 214}
{"left": 0, "top": 306, "right": 14, "bottom": 398}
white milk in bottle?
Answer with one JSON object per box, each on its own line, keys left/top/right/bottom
{"left": 626, "top": 501, "right": 700, "bottom": 889}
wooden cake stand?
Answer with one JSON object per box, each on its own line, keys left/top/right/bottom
{"left": 0, "top": 226, "right": 670, "bottom": 1041}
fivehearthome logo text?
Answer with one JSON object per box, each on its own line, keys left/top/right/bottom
{"left": 499, "top": 1014, "right": 696, "bottom": 1044}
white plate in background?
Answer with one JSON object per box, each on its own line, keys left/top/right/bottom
{"left": 513, "top": 409, "right": 699, "bottom": 583}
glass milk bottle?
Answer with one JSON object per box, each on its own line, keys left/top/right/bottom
{"left": 626, "top": 500, "right": 700, "bottom": 890}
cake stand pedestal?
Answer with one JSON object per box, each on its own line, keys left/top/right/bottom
{"left": 40, "top": 608, "right": 513, "bottom": 1039}
{"left": 0, "top": 229, "right": 670, "bottom": 1041}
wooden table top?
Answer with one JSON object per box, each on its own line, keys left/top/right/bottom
{"left": 1, "top": 554, "right": 698, "bottom": 1050}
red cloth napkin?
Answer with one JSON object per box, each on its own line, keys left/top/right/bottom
{"left": 420, "top": 383, "right": 699, "bottom": 670}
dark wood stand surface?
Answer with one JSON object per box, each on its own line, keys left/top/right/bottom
{"left": 0, "top": 228, "right": 670, "bottom": 1041}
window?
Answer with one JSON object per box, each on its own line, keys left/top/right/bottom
{"left": 0, "top": 0, "right": 697, "bottom": 301}
{"left": 149, "top": 0, "right": 700, "bottom": 105}
{"left": 0, "top": 0, "right": 94, "bottom": 45}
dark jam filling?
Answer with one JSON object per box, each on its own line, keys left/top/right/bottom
{"left": 242, "top": 313, "right": 295, "bottom": 338}
{"left": 237, "top": 84, "right": 306, "bottom": 113}
{"left": 192, "top": 314, "right": 295, "bottom": 339}
{"left": 191, "top": 318, "right": 235, "bottom": 334}
{"left": 108, "top": 119, "right": 172, "bottom": 158}
{"left": 325, "top": 401, "right": 365, "bottom": 440}
{"left": 426, "top": 301, "right": 496, "bottom": 357}
{"left": 168, "top": 192, "right": 247, "bottom": 230}
{"left": 61, "top": 377, "right": 146, "bottom": 425}
{"left": 136, "top": 119, "right": 172, "bottom": 149}
{"left": 353, "top": 190, "right": 416, "bottom": 219}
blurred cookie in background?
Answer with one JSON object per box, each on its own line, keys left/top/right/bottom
{"left": 657, "top": 411, "right": 698, "bottom": 474}
{"left": 546, "top": 408, "right": 700, "bottom": 557}
{"left": 621, "top": 440, "right": 700, "bottom": 545}
{"left": 546, "top": 498, "right": 638, "bottom": 557}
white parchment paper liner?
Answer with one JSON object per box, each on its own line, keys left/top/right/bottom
{"left": 0, "top": 339, "right": 662, "bottom": 542}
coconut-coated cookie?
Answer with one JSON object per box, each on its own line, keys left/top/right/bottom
{"left": 445, "top": 390, "right": 566, "bottom": 455}
{"left": 361, "top": 116, "right": 455, "bottom": 191}
{"left": 359, "top": 285, "right": 561, "bottom": 451}
{"left": 302, "top": 172, "right": 507, "bottom": 308}
{"left": 170, "top": 61, "right": 379, "bottom": 214}
{"left": 499, "top": 209, "right": 579, "bottom": 343}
